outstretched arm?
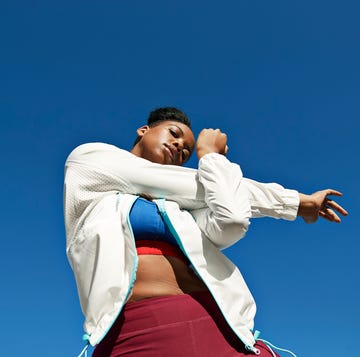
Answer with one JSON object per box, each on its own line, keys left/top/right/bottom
{"left": 194, "top": 130, "right": 348, "bottom": 224}
{"left": 64, "top": 142, "right": 347, "bottom": 225}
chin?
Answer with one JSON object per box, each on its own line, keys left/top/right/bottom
{"left": 149, "top": 153, "right": 167, "bottom": 165}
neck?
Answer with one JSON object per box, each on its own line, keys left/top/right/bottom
{"left": 130, "top": 144, "right": 142, "bottom": 158}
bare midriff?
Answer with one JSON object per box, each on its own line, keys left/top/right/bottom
{"left": 127, "top": 254, "right": 208, "bottom": 303}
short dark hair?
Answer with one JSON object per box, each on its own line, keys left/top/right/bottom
{"left": 133, "top": 107, "right": 191, "bottom": 147}
{"left": 147, "top": 107, "right": 191, "bottom": 128}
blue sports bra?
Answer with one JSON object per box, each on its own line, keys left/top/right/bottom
{"left": 129, "top": 197, "right": 178, "bottom": 247}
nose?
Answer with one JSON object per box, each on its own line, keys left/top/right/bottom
{"left": 172, "top": 140, "right": 184, "bottom": 151}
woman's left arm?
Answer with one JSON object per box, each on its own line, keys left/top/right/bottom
{"left": 189, "top": 129, "right": 348, "bottom": 249}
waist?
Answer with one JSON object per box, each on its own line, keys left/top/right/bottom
{"left": 128, "top": 254, "right": 207, "bottom": 303}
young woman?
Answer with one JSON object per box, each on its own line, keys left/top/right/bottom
{"left": 64, "top": 108, "right": 347, "bottom": 356}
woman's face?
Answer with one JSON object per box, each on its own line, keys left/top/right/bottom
{"left": 132, "top": 120, "right": 195, "bottom": 166}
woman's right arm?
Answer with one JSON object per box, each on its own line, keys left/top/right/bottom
{"left": 64, "top": 142, "right": 206, "bottom": 210}
{"left": 64, "top": 142, "right": 300, "bottom": 219}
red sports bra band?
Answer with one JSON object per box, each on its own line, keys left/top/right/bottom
{"left": 135, "top": 240, "right": 188, "bottom": 264}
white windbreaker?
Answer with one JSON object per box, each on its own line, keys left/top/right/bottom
{"left": 64, "top": 143, "right": 299, "bottom": 353}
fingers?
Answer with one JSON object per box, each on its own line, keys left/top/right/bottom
{"left": 325, "top": 189, "right": 343, "bottom": 197}
{"left": 325, "top": 198, "right": 349, "bottom": 217}
{"left": 305, "top": 189, "right": 348, "bottom": 224}
{"left": 196, "top": 128, "right": 228, "bottom": 158}
{"left": 322, "top": 189, "right": 349, "bottom": 222}
{"left": 319, "top": 194, "right": 349, "bottom": 223}
{"left": 319, "top": 207, "right": 341, "bottom": 223}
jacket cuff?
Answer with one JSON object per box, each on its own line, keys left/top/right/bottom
{"left": 279, "top": 189, "right": 300, "bottom": 220}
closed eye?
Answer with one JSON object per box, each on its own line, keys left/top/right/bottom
{"left": 169, "top": 128, "right": 179, "bottom": 138}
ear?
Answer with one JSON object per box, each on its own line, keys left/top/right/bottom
{"left": 136, "top": 125, "right": 150, "bottom": 138}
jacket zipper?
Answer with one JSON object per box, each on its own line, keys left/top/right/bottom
{"left": 155, "top": 199, "right": 260, "bottom": 355}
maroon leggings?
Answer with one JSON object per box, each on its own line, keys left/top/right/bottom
{"left": 92, "top": 292, "right": 278, "bottom": 357}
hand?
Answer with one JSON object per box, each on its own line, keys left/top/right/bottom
{"left": 196, "top": 128, "right": 229, "bottom": 159}
{"left": 297, "top": 189, "right": 348, "bottom": 224}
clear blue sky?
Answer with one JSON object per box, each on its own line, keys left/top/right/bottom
{"left": 1, "top": 1, "right": 358, "bottom": 356}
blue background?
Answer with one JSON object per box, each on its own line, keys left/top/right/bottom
{"left": 1, "top": 1, "right": 358, "bottom": 356}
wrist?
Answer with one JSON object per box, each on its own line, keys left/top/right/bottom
{"left": 297, "top": 193, "right": 318, "bottom": 223}
{"left": 298, "top": 193, "right": 312, "bottom": 215}
{"left": 196, "top": 146, "right": 217, "bottom": 160}
{"left": 196, "top": 149, "right": 209, "bottom": 160}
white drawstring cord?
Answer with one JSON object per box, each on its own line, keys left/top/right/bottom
{"left": 76, "top": 342, "right": 89, "bottom": 357}
{"left": 258, "top": 338, "right": 297, "bottom": 357}
{"left": 76, "top": 333, "right": 91, "bottom": 357}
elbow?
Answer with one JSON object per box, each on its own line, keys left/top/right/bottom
{"left": 212, "top": 217, "right": 250, "bottom": 249}
{"left": 220, "top": 210, "right": 251, "bottom": 235}
{"left": 225, "top": 217, "right": 250, "bottom": 240}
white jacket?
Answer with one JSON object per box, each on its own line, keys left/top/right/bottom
{"left": 64, "top": 143, "right": 299, "bottom": 353}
